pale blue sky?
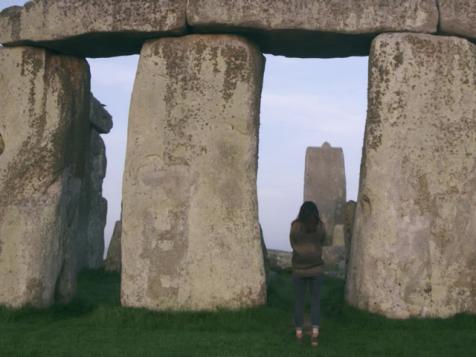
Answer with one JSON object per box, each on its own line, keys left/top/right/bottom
{"left": 1, "top": 1, "right": 368, "bottom": 252}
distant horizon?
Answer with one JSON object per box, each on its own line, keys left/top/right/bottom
{"left": 0, "top": 0, "right": 368, "bottom": 254}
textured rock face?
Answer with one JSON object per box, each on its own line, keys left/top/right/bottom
{"left": 0, "top": 133, "right": 4, "bottom": 156}
{"left": 332, "top": 224, "right": 345, "bottom": 247}
{"left": 259, "top": 224, "right": 269, "bottom": 273}
{"left": 0, "top": 46, "right": 90, "bottom": 308}
{"left": 346, "top": 33, "right": 476, "bottom": 318}
{"left": 85, "top": 131, "right": 107, "bottom": 269}
{"left": 439, "top": 0, "right": 476, "bottom": 41}
{"left": 76, "top": 126, "right": 108, "bottom": 271}
{"left": 304, "top": 143, "right": 346, "bottom": 245}
{"left": 344, "top": 201, "right": 356, "bottom": 279}
{"left": 187, "top": 0, "right": 438, "bottom": 57}
{"left": 322, "top": 246, "right": 346, "bottom": 278}
{"left": 90, "top": 96, "right": 113, "bottom": 134}
{"left": 122, "top": 35, "right": 266, "bottom": 310}
{"left": 0, "top": 0, "right": 187, "bottom": 57}
{"left": 105, "top": 220, "right": 122, "bottom": 273}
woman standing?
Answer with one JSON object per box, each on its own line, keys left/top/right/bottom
{"left": 290, "top": 201, "right": 326, "bottom": 347}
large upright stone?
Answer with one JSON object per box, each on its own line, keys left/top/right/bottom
{"left": 84, "top": 130, "right": 107, "bottom": 269}
{"left": 0, "top": 0, "right": 187, "bottom": 57}
{"left": 75, "top": 103, "right": 109, "bottom": 271}
{"left": 187, "top": 0, "right": 438, "bottom": 57}
{"left": 122, "top": 35, "right": 266, "bottom": 310}
{"left": 346, "top": 33, "right": 476, "bottom": 318}
{"left": 0, "top": 46, "right": 90, "bottom": 308}
{"left": 304, "top": 143, "right": 346, "bottom": 245}
{"left": 439, "top": 0, "right": 476, "bottom": 41}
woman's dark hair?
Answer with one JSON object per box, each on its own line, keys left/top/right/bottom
{"left": 297, "top": 201, "right": 321, "bottom": 224}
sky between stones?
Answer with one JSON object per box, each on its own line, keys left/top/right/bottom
{"left": 0, "top": 1, "right": 368, "bottom": 253}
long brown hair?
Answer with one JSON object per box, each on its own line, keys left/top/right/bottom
{"left": 296, "top": 201, "right": 322, "bottom": 231}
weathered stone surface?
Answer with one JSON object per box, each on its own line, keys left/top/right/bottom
{"left": 267, "top": 249, "right": 292, "bottom": 272}
{"left": 90, "top": 96, "right": 113, "bottom": 134}
{"left": 86, "top": 194, "right": 107, "bottom": 269}
{"left": 346, "top": 33, "right": 476, "bottom": 318}
{"left": 322, "top": 246, "right": 346, "bottom": 278}
{"left": 259, "top": 224, "right": 269, "bottom": 273}
{"left": 344, "top": 201, "right": 356, "bottom": 279}
{"left": 0, "top": 133, "right": 4, "bottom": 156}
{"left": 439, "top": 0, "right": 476, "bottom": 41}
{"left": 0, "top": 0, "right": 187, "bottom": 58}
{"left": 76, "top": 127, "right": 108, "bottom": 271}
{"left": 105, "top": 220, "right": 122, "bottom": 273}
{"left": 332, "top": 224, "right": 345, "bottom": 247}
{"left": 0, "top": 46, "right": 90, "bottom": 308}
{"left": 87, "top": 130, "right": 107, "bottom": 191}
{"left": 187, "top": 0, "right": 438, "bottom": 57}
{"left": 122, "top": 35, "right": 266, "bottom": 310}
{"left": 304, "top": 143, "right": 346, "bottom": 245}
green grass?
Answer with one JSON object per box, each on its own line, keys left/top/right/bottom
{"left": 0, "top": 270, "right": 475, "bottom": 356}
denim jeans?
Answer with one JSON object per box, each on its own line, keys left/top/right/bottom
{"left": 292, "top": 275, "right": 323, "bottom": 328}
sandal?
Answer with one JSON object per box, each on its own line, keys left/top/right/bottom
{"left": 311, "top": 327, "right": 319, "bottom": 347}
{"left": 295, "top": 328, "right": 303, "bottom": 343}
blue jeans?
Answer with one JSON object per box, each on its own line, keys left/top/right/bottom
{"left": 292, "top": 275, "right": 323, "bottom": 328}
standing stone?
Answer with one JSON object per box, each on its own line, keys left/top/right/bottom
{"left": 346, "top": 33, "right": 476, "bottom": 318}
{"left": 259, "top": 224, "right": 269, "bottom": 274}
{"left": 0, "top": 46, "right": 90, "bottom": 308}
{"left": 304, "top": 143, "right": 346, "bottom": 246}
{"left": 344, "top": 201, "right": 356, "bottom": 279}
{"left": 438, "top": 0, "right": 476, "bottom": 41}
{"left": 75, "top": 103, "right": 109, "bottom": 271}
{"left": 322, "top": 246, "right": 346, "bottom": 278}
{"left": 122, "top": 35, "right": 266, "bottom": 310}
{"left": 105, "top": 220, "right": 122, "bottom": 273}
{"left": 332, "top": 224, "right": 345, "bottom": 247}
{"left": 85, "top": 131, "right": 107, "bottom": 269}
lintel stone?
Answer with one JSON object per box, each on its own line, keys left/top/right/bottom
{"left": 438, "top": 0, "right": 476, "bottom": 41}
{"left": 187, "top": 0, "right": 438, "bottom": 58}
{"left": 0, "top": 0, "right": 187, "bottom": 58}
{"left": 1, "top": 0, "right": 440, "bottom": 59}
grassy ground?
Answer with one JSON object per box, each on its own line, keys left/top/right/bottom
{"left": 0, "top": 270, "right": 475, "bottom": 357}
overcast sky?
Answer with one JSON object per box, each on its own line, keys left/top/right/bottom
{"left": 1, "top": 1, "right": 368, "bottom": 252}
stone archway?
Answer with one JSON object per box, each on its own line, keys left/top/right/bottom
{"left": 0, "top": 0, "right": 474, "bottom": 316}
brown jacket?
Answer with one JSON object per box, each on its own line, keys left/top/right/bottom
{"left": 289, "top": 220, "right": 326, "bottom": 277}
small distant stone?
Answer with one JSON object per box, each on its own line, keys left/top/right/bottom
{"left": 267, "top": 249, "right": 292, "bottom": 271}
